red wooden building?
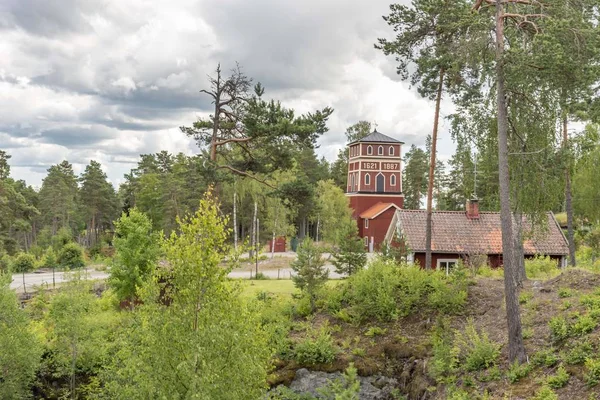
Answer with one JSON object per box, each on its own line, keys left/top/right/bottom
{"left": 345, "top": 130, "right": 404, "bottom": 251}
{"left": 384, "top": 199, "right": 569, "bottom": 270}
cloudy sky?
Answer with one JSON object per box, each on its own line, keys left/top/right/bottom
{"left": 0, "top": 0, "right": 456, "bottom": 188}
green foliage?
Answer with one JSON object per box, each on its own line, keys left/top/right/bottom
{"left": 291, "top": 238, "right": 328, "bottom": 313}
{"left": 293, "top": 328, "right": 338, "bottom": 366}
{"left": 454, "top": 320, "right": 500, "bottom": 372}
{"left": 531, "top": 349, "right": 559, "bottom": 368}
{"left": 101, "top": 191, "right": 270, "bottom": 399}
{"left": 57, "top": 242, "right": 85, "bottom": 270}
{"left": 13, "top": 252, "right": 36, "bottom": 273}
{"left": 317, "top": 363, "right": 361, "bottom": 399}
{"left": 332, "top": 219, "right": 367, "bottom": 276}
{"left": 547, "top": 364, "right": 569, "bottom": 389}
{"left": 585, "top": 357, "right": 600, "bottom": 387}
{"left": 549, "top": 316, "right": 570, "bottom": 341}
{"left": 364, "top": 326, "right": 386, "bottom": 337}
{"left": 564, "top": 340, "right": 594, "bottom": 365}
{"left": 41, "top": 247, "right": 58, "bottom": 269}
{"left": 572, "top": 314, "right": 597, "bottom": 336}
{"left": 109, "top": 209, "right": 160, "bottom": 303}
{"left": 558, "top": 288, "right": 575, "bottom": 298}
{"left": 531, "top": 386, "right": 558, "bottom": 400}
{"left": 525, "top": 256, "right": 559, "bottom": 279}
{"left": 315, "top": 180, "right": 354, "bottom": 244}
{"left": 254, "top": 272, "right": 270, "bottom": 280}
{"left": 506, "top": 361, "right": 531, "bottom": 384}
{"left": 342, "top": 260, "right": 467, "bottom": 322}
{"left": 51, "top": 226, "right": 74, "bottom": 250}
{"left": 519, "top": 291, "right": 533, "bottom": 304}
{"left": 429, "top": 321, "right": 459, "bottom": 381}
{"left": 0, "top": 275, "right": 42, "bottom": 398}
{"left": 0, "top": 253, "right": 12, "bottom": 273}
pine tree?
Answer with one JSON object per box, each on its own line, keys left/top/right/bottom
{"left": 291, "top": 238, "right": 328, "bottom": 312}
{"left": 331, "top": 220, "right": 367, "bottom": 276}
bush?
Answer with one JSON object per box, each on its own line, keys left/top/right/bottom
{"left": 558, "top": 288, "right": 575, "bottom": 298}
{"left": 572, "top": 314, "right": 597, "bottom": 336}
{"left": 525, "top": 255, "right": 559, "bottom": 279}
{"left": 549, "top": 316, "right": 570, "bottom": 341}
{"left": 585, "top": 357, "right": 600, "bottom": 387}
{"left": 429, "top": 322, "right": 459, "bottom": 381}
{"left": 57, "top": 243, "right": 85, "bottom": 270}
{"left": 253, "top": 272, "right": 270, "bottom": 280}
{"left": 365, "top": 326, "right": 386, "bottom": 337}
{"left": 564, "top": 340, "right": 593, "bottom": 365}
{"left": 0, "top": 253, "right": 13, "bottom": 273}
{"left": 531, "top": 349, "right": 559, "bottom": 367}
{"left": 454, "top": 320, "right": 500, "bottom": 372}
{"left": 346, "top": 261, "right": 467, "bottom": 322}
{"left": 294, "top": 328, "right": 338, "bottom": 366}
{"left": 507, "top": 361, "right": 531, "bottom": 383}
{"left": 531, "top": 386, "right": 558, "bottom": 400}
{"left": 13, "top": 253, "right": 36, "bottom": 273}
{"left": 547, "top": 364, "right": 569, "bottom": 389}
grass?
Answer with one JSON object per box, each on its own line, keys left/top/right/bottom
{"left": 237, "top": 279, "right": 340, "bottom": 299}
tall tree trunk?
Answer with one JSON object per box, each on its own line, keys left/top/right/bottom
{"left": 255, "top": 218, "right": 260, "bottom": 276}
{"left": 425, "top": 68, "right": 445, "bottom": 270}
{"left": 563, "top": 115, "right": 576, "bottom": 267}
{"left": 495, "top": 0, "right": 526, "bottom": 364}
{"left": 233, "top": 186, "right": 238, "bottom": 250}
{"left": 513, "top": 212, "right": 525, "bottom": 286}
{"left": 250, "top": 201, "right": 257, "bottom": 259}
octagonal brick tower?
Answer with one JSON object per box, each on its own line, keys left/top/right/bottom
{"left": 346, "top": 129, "right": 404, "bottom": 249}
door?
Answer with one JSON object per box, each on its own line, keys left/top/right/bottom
{"left": 376, "top": 173, "right": 384, "bottom": 192}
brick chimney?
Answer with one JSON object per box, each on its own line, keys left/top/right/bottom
{"left": 466, "top": 199, "right": 480, "bottom": 219}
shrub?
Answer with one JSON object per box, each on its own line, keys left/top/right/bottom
{"left": 549, "top": 316, "right": 570, "bottom": 341}
{"left": 532, "top": 349, "right": 559, "bottom": 367}
{"left": 547, "top": 364, "right": 569, "bottom": 389}
{"left": 348, "top": 260, "right": 400, "bottom": 322}
{"left": 572, "top": 314, "right": 597, "bottom": 336}
{"left": 58, "top": 243, "right": 85, "bottom": 270}
{"left": 41, "top": 248, "right": 58, "bottom": 269}
{"left": 429, "top": 325, "right": 459, "bottom": 381}
{"left": 365, "top": 326, "right": 386, "bottom": 337}
{"left": 531, "top": 386, "right": 558, "bottom": 400}
{"left": 13, "top": 253, "right": 36, "bottom": 273}
{"left": 519, "top": 291, "right": 533, "bottom": 304}
{"left": 525, "top": 255, "right": 559, "bottom": 279}
{"left": 558, "top": 288, "right": 575, "bottom": 298}
{"left": 293, "top": 329, "right": 338, "bottom": 366}
{"left": 507, "top": 361, "right": 531, "bottom": 383}
{"left": 564, "top": 340, "right": 593, "bottom": 365}
{"left": 454, "top": 320, "right": 500, "bottom": 372}
{"left": 253, "top": 272, "right": 270, "bottom": 280}
{"left": 585, "top": 357, "right": 600, "bottom": 387}
{"left": 0, "top": 253, "right": 12, "bottom": 273}
{"left": 291, "top": 239, "right": 328, "bottom": 313}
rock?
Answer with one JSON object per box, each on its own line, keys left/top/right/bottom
{"left": 281, "top": 369, "right": 397, "bottom": 399}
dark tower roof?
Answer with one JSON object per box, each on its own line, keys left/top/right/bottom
{"left": 350, "top": 129, "right": 404, "bottom": 145}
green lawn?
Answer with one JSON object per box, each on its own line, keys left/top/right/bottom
{"left": 236, "top": 279, "right": 341, "bottom": 299}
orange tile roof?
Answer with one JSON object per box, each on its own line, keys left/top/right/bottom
{"left": 391, "top": 210, "right": 568, "bottom": 256}
{"left": 360, "top": 202, "right": 399, "bottom": 219}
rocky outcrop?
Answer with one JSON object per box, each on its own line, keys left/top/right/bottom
{"left": 281, "top": 368, "right": 398, "bottom": 399}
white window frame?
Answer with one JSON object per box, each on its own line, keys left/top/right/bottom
{"left": 364, "top": 236, "right": 368, "bottom": 246}
{"left": 389, "top": 146, "right": 394, "bottom": 156}
{"left": 378, "top": 145, "right": 384, "bottom": 155}
{"left": 367, "top": 145, "right": 373, "bottom": 155}
{"left": 351, "top": 174, "right": 355, "bottom": 191}
{"left": 437, "top": 259, "right": 458, "bottom": 276}
{"left": 364, "top": 219, "right": 369, "bottom": 228}
{"left": 364, "top": 173, "right": 370, "bottom": 185}
{"left": 390, "top": 174, "right": 396, "bottom": 186}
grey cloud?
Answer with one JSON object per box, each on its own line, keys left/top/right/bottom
{"left": 38, "top": 125, "right": 120, "bottom": 147}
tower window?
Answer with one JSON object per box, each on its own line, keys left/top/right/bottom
{"left": 367, "top": 145, "right": 373, "bottom": 155}
{"left": 390, "top": 175, "right": 396, "bottom": 186}
{"left": 365, "top": 173, "right": 370, "bottom": 185}
{"left": 378, "top": 146, "right": 383, "bottom": 155}
{"left": 389, "top": 146, "right": 394, "bottom": 156}
{"left": 351, "top": 174, "right": 355, "bottom": 191}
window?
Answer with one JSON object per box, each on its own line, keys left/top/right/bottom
{"left": 390, "top": 174, "right": 396, "bottom": 186}
{"left": 364, "top": 219, "right": 369, "bottom": 228}
{"left": 351, "top": 174, "right": 355, "bottom": 191}
{"left": 365, "top": 173, "right": 370, "bottom": 185}
{"left": 437, "top": 259, "right": 458, "bottom": 276}
{"left": 389, "top": 146, "right": 394, "bottom": 156}
{"left": 378, "top": 146, "right": 384, "bottom": 155}
{"left": 364, "top": 236, "right": 368, "bottom": 246}
{"left": 367, "top": 145, "right": 373, "bottom": 155}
